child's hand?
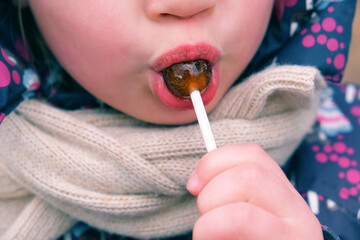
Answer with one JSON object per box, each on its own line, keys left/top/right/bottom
{"left": 187, "top": 144, "right": 323, "bottom": 240}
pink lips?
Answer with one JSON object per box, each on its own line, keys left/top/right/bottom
{"left": 149, "top": 43, "right": 221, "bottom": 109}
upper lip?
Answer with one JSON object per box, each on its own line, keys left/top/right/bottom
{"left": 151, "top": 42, "right": 222, "bottom": 72}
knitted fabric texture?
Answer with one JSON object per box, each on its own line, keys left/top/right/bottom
{"left": 0, "top": 65, "right": 325, "bottom": 239}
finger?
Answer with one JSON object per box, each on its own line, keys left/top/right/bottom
{"left": 193, "top": 202, "right": 289, "bottom": 240}
{"left": 187, "top": 143, "right": 295, "bottom": 196}
{"left": 196, "top": 162, "right": 308, "bottom": 218}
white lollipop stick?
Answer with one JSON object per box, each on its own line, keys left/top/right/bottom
{"left": 190, "top": 90, "right": 217, "bottom": 152}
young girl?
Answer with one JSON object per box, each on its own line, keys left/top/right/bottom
{"left": 0, "top": 0, "right": 358, "bottom": 239}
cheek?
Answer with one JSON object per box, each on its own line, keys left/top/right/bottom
{"left": 31, "top": 1, "right": 146, "bottom": 83}
{"left": 219, "top": 0, "right": 274, "bottom": 65}
{"left": 222, "top": 1, "right": 273, "bottom": 47}
{"left": 214, "top": 1, "right": 274, "bottom": 91}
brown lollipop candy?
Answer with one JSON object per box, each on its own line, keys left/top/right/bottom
{"left": 163, "top": 59, "right": 212, "bottom": 98}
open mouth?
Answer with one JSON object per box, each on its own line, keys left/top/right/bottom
{"left": 149, "top": 43, "right": 221, "bottom": 109}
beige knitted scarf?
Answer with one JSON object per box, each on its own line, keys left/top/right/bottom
{"left": 0, "top": 65, "right": 325, "bottom": 239}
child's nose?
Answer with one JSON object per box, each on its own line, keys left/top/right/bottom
{"left": 145, "top": 0, "right": 216, "bottom": 20}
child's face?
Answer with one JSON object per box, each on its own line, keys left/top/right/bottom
{"left": 29, "top": 0, "right": 274, "bottom": 124}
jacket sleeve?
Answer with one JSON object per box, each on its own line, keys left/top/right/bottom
{"left": 0, "top": 2, "right": 39, "bottom": 124}
{"left": 323, "top": 226, "right": 341, "bottom": 240}
{"left": 243, "top": 0, "right": 358, "bottom": 84}
{"left": 292, "top": 82, "right": 360, "bottom": 240}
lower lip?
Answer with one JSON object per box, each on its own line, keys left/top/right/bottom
{"left": 149, "top": 64, "right": 220, "bottom": 109}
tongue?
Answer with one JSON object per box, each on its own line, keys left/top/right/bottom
{"left": 162, "top": 59, "right": 212, "bottom": 98}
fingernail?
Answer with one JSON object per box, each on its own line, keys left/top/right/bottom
{"left": 187, "top": 173, "right": 200, "bottom": 195}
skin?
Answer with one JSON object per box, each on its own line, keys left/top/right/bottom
{"left": 29, "top": 0, "right": 272, "bottom": 125}
{"left": 28, "top": 1, "right": 323, "bottom": 239}
{"left": 187, "top": 144, "right": 323, "bottom": 240}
